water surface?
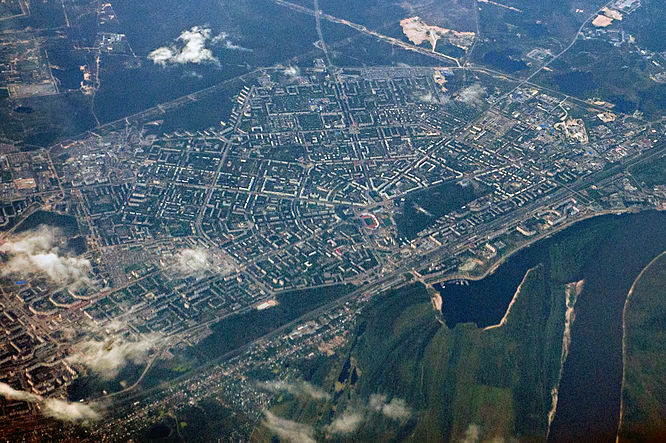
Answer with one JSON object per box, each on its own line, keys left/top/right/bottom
{"left": 435, "top": 212, "right": 666, "bottom": 440}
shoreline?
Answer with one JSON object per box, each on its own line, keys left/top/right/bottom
{"left": 547, "top": 279, "right": 584, "bottom": 437}
{"left": 615, "top": 250, "right": 666, "bottom": 442}
{"left": 482, "top": 266, "right": 537, "bottom": 331}
{"left": 428, "top": 207, "right": 651, "bottom": 286}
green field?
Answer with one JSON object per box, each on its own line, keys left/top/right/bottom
{"left": 258, "top": 213, "right": 666, "bottom": 442}
{"left": 394, "top": 181, "right": 486, "bottom": 240}
{"left": 618, "top": 252, "right": 666, "bottom": 442}
{"left": 629, "top": 154, "right": 666, "bottom": 188}
{"left": 143, "top": 397, "right": 252, "bottom": 442}
{"left": 141, "top": 284, "right": 353, "bottom": 389}
{"left": 260, "top": 269, "right": 571, "bottom": 441}
{"left": 196, "top": 284, "right": 352, "bottom": 360}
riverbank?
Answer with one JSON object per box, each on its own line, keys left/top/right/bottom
{"left": 427, "top": 207, "right": 649, "bottom": 286}
{"left": 547, "top": 279, "right": 584, "bottom": 436}
{"left": 549, "top": 211, "right": 666, "bottom": 442}
{"left": 483, "top": 266, "right": 538, "bottom": 331}
{"left": 617, "top": 250, "right": 666, "bottom": 442}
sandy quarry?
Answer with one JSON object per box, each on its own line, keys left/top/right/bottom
{"left": 592, "top": 15, "right": 614, "bottom": 27}
{"left": 400, "top": 16, "right": 475, "bottom": 51}
{"left": 592, "top": 6, "right": 624, "bottom": 27}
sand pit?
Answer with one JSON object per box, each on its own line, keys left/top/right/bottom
{"left": 400, "top": 17, "right": 475, "bottom": 51}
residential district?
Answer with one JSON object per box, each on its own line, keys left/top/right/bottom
{"left": 1, "top": 64, "right": 665, "bottom": 439}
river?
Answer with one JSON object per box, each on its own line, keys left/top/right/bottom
{"left": 548, "top": 212, "right": 666, "bottom": 441}
{"left": 435, "top": 211, "right": 666, "bottom": 441}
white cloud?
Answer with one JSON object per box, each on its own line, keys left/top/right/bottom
{"left": 417, "top": 92, "right": 450, "bottom": 105}
{"left": 175, "top": 247, "right": 212, "bottom": 274}
{"left": 212, "top": 32, "right": 252, "bottom": 52}
{"left": 223, "top": 41, "right": 250, "bottom": 51}
{"left": 148, "top": 27, "right": 250, "bottom": 67}
{"left": 172, "top": 246, "right": 235, "bottom": 276}
{"left": 457, "top": 83, "right": 487, "bottom": 107}
{"left": 324, "top": 394, "right": 411, "bottom": 435}
{"left": 42, "top": 398, "right": 100, "bottom": 422}
{"left": 147, "top": 46, "right": 176, "bottom": 66}
{"left": 283, "top": 66, "right": 300, "bottom": 78}
{"left": 263, "top": 411, "right": 315, "bottom": 443}
{"left": 370, "top": 394, "right": 412, "bottom": 421}
{"left": 0, "top": 383, "right": 99, "bottom": 422}
{"left": 68, "top": 333, "right": 159, "bottom": 379}
{"left": 461, "top": 423, "right": 481, "bottom": 443}
{"left": 149, "top": 26, "right": 218, "bottom": 66}
{"left": 261, "top": 393, "right": 411, "bottom": 438}
{"left": 183, "top": 70, "right": 204, "bottom": 79}
{"left": 327, "top": 410, "right": 364, "bottom": 434}
{"left": 369, "top": 393, "right": 387, "bottom": 408}
{"left": 0, "top": 382, "right": 40, "bottom": 402}
{"left": 380, "top": 398, "right": 411, "bottom": 420}
{"left": 103, "top": 319, "right": 128, "bottom": 333}
{"left": 0, "top": 226, "right": 92, "bottom": 289}
{"left": 259, "top": 380, "right": 330, "bottom": 401}
{"left": 210, "top": 32, "right": 227, "bottom": 46}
